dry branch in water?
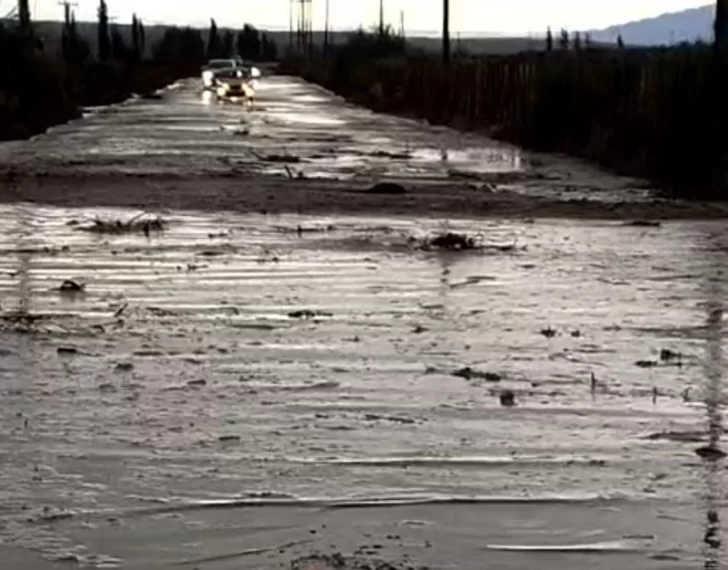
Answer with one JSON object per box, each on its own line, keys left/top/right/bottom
{"left": 76, "top": 213, "right": 166, "bottom": 235}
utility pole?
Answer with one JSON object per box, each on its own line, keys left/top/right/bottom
{"left": 400, "top": 9, "right": 405, "bottom": 39}
{"left": 324, "top": 0, "right": 330, "bottom": 56}
{"left": 289, "top": 0, "right": 294, "bottom": 52}
{"left": 379, "top": 0, "right": 384, "bottom": 37}
{"left": 442, "top": 0, "right": 450, "bottom": 65}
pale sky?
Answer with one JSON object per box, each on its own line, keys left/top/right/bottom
{"left": 20, "top": 0, "right": 712, "bottom": 34}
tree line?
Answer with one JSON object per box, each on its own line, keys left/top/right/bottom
{"left": 55, "top": 1, "right": 278, "bottom": 65}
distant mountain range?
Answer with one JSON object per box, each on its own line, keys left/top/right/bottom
{"left": 590, "top": 4, "right": 715, "bottom": 45}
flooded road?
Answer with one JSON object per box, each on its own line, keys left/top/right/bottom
{"left": 0, "top": 76, "right": 727, "bottom": 569}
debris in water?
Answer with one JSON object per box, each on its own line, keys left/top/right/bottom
{"left": 540, "top": 327, "right": 557, "bottom": 338}
{"left": 500, "top": 390, "right": 516, "bottom": 407}
{"left": 571, "top": 330, "right": 582, "bottom": 338}
{"left": 78, "top": 214, "right": 166, "bottom": 236}
{"left": 113, "top": 302, "right": 129, "bottom": 318}
{"left": 652, "top": 386, "right": 659, "bottom": 404}
{"left": 418, "top": 231, "right": 480, "bottom": 251}
{"left": 626, "top": 220, "right": 661, "bottom": 228}
{"left": 590, "top": 372, "right": 597, "bottom": 394}
{"left": 364, "top": 413, "right": 416, "bottom": 425}
{"left": 682, "top": 387, "right": 692, "bottom": 402}
{"left": 367, "top": 182, "right": 407, "bottom": 195}
{"left": 262, "top": 154, "right": 300, "bottom": 163}
{"left": 369, "top": 150, "right": 412, "bottom": 160}
{"left": 636, "top": 360, "right": 659, "bottom": 368}
{"left": 288, "top": 309, "right": 332, "bottom": 319}
{"left": 660, "top": 349, "right": 682, "bottom": 363}
{"left": 114, "top": 362, "right": 134, "bottom": 373}
{"left": 60, "top": 279, "right": 85, "bottom": 293}
{"left": 57, "top": 346, "right": 78, "bottom": 356}
{"left": 219, "top": 435, "right": 241, "bottom": 443}
{"left": 187, "top": 379, "right": 207, "bottom": 388}
{"left": 695, "top": 445, "right": 727, "bottom": 460}
{"left": 452, "top": 367, "right": 501, "bottom": 382}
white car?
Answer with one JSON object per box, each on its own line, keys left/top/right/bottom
{"left": 201, "top": 59, "right": 241, "bottom": 89}
{"left": 201, "top": 59, "right": 262, "bottom": 90}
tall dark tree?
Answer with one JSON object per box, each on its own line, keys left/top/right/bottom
{"left": 573, "top": 30, "right": 582, "bottom": 50}
{"left": 261, "top": 33, "right": 278, "bottom": 60}
{"left": 559, "top": 28, "right": 570, "bottom": 50}
{"left": 111, "top": 25, "right": 127, "bottom": 59}
{"left": 18, "top": 0, "right": 31, "bottom": 31}
{"left": 207, "top": 19, "right": 219, "bottom": 59}
{"left": 61, "top": 2, "right": 73, "bottom": 61}
{"left": 153, "top": 26, "right": 205, "bottom": 61}
{"left": 715, "top": 0, "right": 727, "bottom": 46}
{"left": 97, "top": 0, "right": 111, "bottom": 60}
{"left": 545, "top": 27, "right": 553, "bottom": 51}
{"left": 616, "top": 34, "right": 625, "bottom": 49}
{"left": 139, "top": 19, "right": 146, "bottom": 58}
{"left": 221, "top": 30, "right": 234, "bottom": 57}
{"left": 131, "top": 14, "right": 141, "bottom": 61}
{"left": 62, "top": 6, "right": 90, "bottom": 64}
{"left": 237, "top": 24, "right": 261, "bottom": 60}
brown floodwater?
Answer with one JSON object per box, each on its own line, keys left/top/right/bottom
{"left": 0, "top": 76, "right": 725, "bottom": 570}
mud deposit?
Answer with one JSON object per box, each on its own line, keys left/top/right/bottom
{"left": 0, "top": 205, "right": 725, "bottom": 569}
{"left": 0, "top": 76, "right": 726, "bottom": 570}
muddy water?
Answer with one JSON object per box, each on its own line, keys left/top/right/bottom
{"left": 0, "top": 202, "right": 726, "bottom": 569}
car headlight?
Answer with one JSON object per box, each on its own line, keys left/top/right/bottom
{"left": 251, "top": 67, "right": 261, "bottom": 79}
{"left": 202, "top": 70, "right": 214, "bottom": 83}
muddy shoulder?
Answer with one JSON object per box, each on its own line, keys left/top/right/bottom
{"left": 2, "top": 173, "right": 728, "bottom": 220}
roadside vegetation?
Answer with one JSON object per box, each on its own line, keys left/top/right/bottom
{"left": 0, "top": 2, "right": 277, "bottom": 141}
{"left": 286, "top": 18, "right": 728, "bottom": 199}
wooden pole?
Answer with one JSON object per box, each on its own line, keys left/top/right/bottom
{"left": 324, "top": 0, "right": 330, "bottom": 55}
{"left": 443, "top": 0, "right": 450, "bottom": 65}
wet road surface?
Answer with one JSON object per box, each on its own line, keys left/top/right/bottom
{"left": 0, "top": 76, "right": 726, "bottom": 569}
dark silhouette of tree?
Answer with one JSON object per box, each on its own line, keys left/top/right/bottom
{"left": 111, "top": 25, "right": 126, "bottom": 59}
{"left": 62, "top": 5, "right": 90, "bottom": 64}
{"left": 260, "top": 33, "right": 278, "bottom": 60}
{"left": 559, "top": 28, "right": 570, "bottom": 50}
{"left": 153, "top": 26, "right": 205, "bottom": 62}
{"left": 617, "top": 34, "right": 625, "bottom": 49}
{"left": 97, "top": 0, "right": 111, "bottom": 60}
{"left": 18, "top": 0, "right": 31, "bottom": 32}
{"left": 584, "top": 32, "right": 592, "bottom": 48}
{"left": 716, "top": 0, "right": 726, "bottom": 46}
{"left": 573, "top": 30, "right": 582, "bottom": 50}
{"left": 237, "top": 24, "right": 261, "bottom": 60}
{"left": 131, "top": 14, "right": 141, "bottom": 61}
{"left": 207, "top": 19, "right": 219, "bottom": 59}
{"left": 545, "top": 27, "right": 553, "bottom": 51}
{"left": 221, "top": 30, "right": 234, "bottom": 57}
{"left": 139, "top": 19, "right": 146, "bottom": 58}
